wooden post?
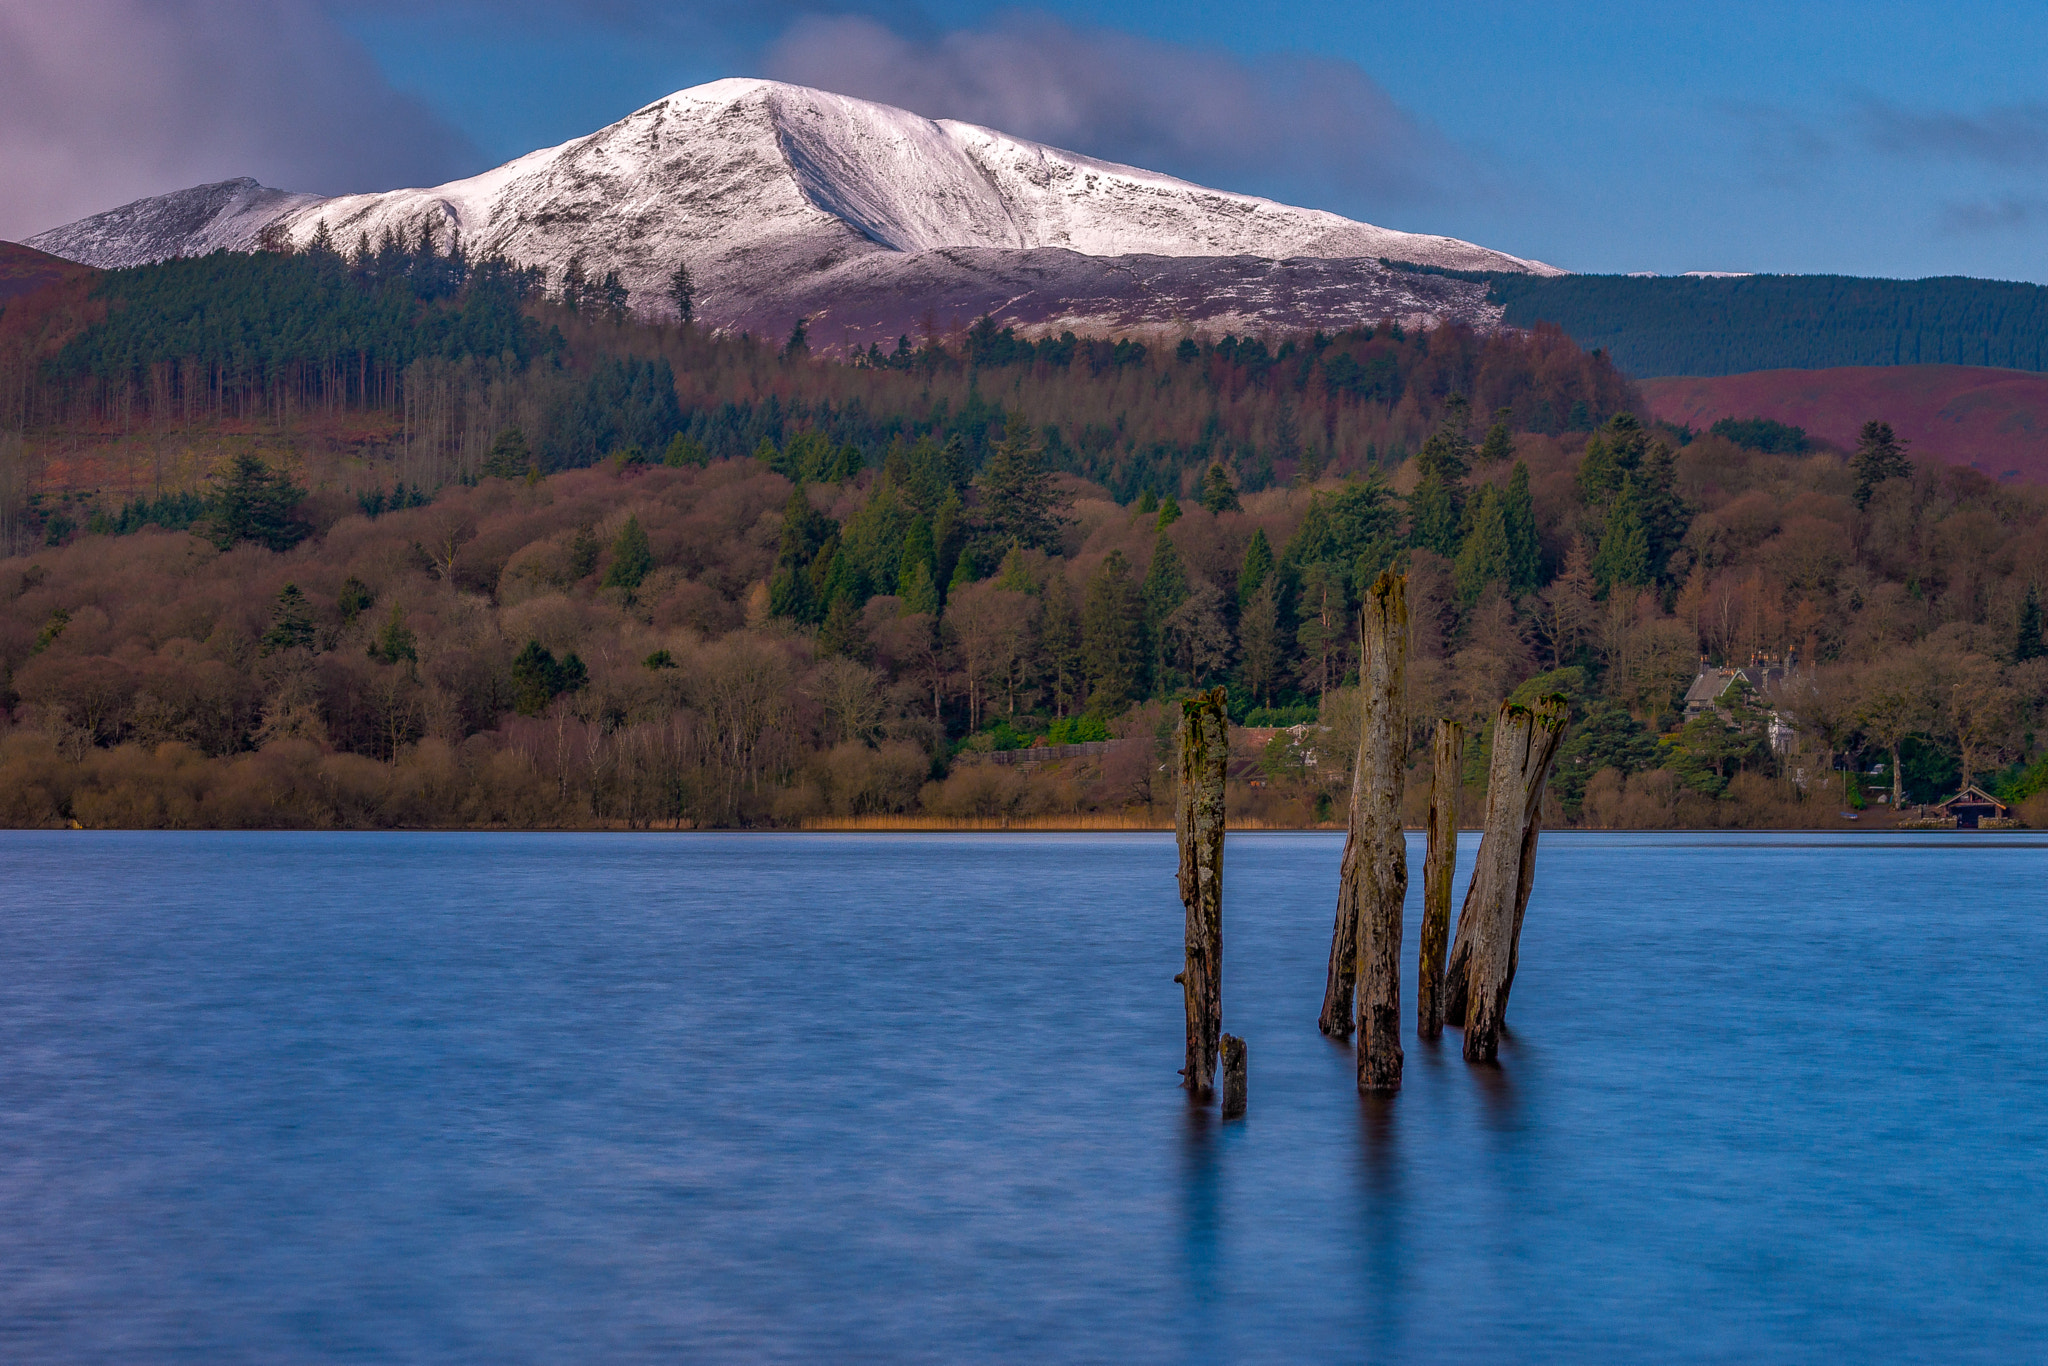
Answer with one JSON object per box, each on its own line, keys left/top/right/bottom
{"left": 1417, "top": 717, "right": 1462, "bottom": 1039}
{"left": 1318, "top": 573, "right": 1408, "bottom": 1091}
{"left": 1176, "top": 685, "right": 1229, "bottom": 1096}
{"left": 1442, "top": 695, "right": 1568, "bottom": 1063}
{"left": 1220, "top": 1035, "right": 1247, "bottom": 1119}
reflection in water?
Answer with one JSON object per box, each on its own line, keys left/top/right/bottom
{"left": 1178, "top": 1098, "right": 1220, "bottom": 1327}
{"left": 1355, "top": 1089, "right": 1408, "bottom": 1356}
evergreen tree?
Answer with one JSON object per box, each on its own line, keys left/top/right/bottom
{"left": 1478, "top": 409, "right": 1515, "bottom": 464}
{"left": 1577, "top": 412, "right": 1649, "bottom": 505}
{"left": 1592, "top": 476, "right": 1653, "bottom": 590}
{"left": 1236, "top": 578, "right": 1284, "bottom": 705}
{"left": 1453, "top": 484, "right": 1512, "bottom": 605}
{"left": 1143, "top": 527, "right": 1190, "bottom": 683}
{"left": 510, "top": 641, "right": 586, "bottom": 715}
{"left": 932, "top": 491, "right": 966, "bottom": 592}
{"left": 1503, "top": 460, "right": 1540, "bottom": 593}
{"left": 1136, "top": 490, "right": 1158, "bottom": 514}
{"left": 1635, "top": 439, "right": 1689, "bottom": 577}
{"left": 336, "top": 576, "right": 375, "bottom": 626}
{"left": 368, "top": 603, "right": 417, "bottom": 667}
{"left": 975, "top": 423, "right": 1070, "bottom": 552}
{"left": 769, "top": 486, "right": 838, "bottom": 623}
{"left": 1038, "top": 576, "right": 1084, "bottom": 717}
{"left": 1199, "top": 462, "right": 1241, "bottom": 513}
{"left": 258, "top": 583, "right": 317, "bottom": 656}
{"left": 994, "top": 543, "right": 1035, "bottom": 593}
{"left": 818, "top": 595, "right": 873, "bottom": 661}
{"left": 898, "top": 559, "right": 941, "bottom": 616}
{"left": 1081, "top": 549, "right": 1148, "bottom": 713}
{"left": 568, "top": 525, "right": 600, "bottom": 580}
{"left": 783, "top": 316, "right": 810, "bottom": 361}
{"left": 602, "top": 515, "right": 654, "bottom": 595}
{"left": 481, "top": 426, "right": 531, "bottom": 480}
{"left": 662, "top": 434, "right": 707, "bottom": 468}
{"left": 1156, "top": 495, "right": 1182, "bottom": 529}
{"left": 1237, "top": 528, "right": 1276, "bottom": 608}
{"left": 2017, "top": 584, "right": 2046, "bottom": 663}
{"left": 1852, "top": 420, "right": 1913, "bottom": 507}
{"left": 899, "top": 516, "right": 937, "bottom": 599}
{"left": 668, "top": 260, "right": 695, "bottom": 324}
{"left": 207, "top": 453, "right": 307, "bottom": 552}
{"left": 1407, "top": 410, "right": 1473, "bottom": 557}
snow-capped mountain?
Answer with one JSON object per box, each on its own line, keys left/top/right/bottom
{"left": 26, "top": 78, "right": 1557, "bottom": 341}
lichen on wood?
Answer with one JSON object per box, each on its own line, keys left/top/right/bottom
{"left": 1417, "top": 717, "right": 1463, "bottom": 1040}
{"left": 1442, "top": 694, "right": 1569, "bottom": 1063}
{"left": 1220, "top": 1034, "right": 1247, "bottom": 1119}
{"left": 1176, "top": 685, "right": 1229, "bottom": 1096}
{"left": 1318, "top": 572, "right": 1408, "bottom": 1093}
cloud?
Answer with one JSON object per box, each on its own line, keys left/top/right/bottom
{"left": 1859, "top": 98, "right": 2048, "bottom": 169}
{"left": 763, "top": 12, "right": 1470, "bottom": 211}
{"left": 0, "top": 0, "right": 476, "bottom": 241}
{"left": 1939, "top": 196, "right": 2048, "bottom": 236}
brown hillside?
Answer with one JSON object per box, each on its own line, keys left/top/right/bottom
{"left": 0, "top": 241, "right": 94, "bottom": 305}
{"left": 1641, "top": 365, "right": 2048, "bottom": 484}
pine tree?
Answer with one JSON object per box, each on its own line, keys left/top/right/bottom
{"left": 994, "top": 543, "right": 1034, "bottom": 593}
{"left": 1408, "top": 409, "right": 1473, "bottom": 557}
{"left": 368, "top": 603, "right": 418, "bottom": 667}
{"left": 1156, "top": 495, "right": 1182, "bottom": 529}
{"left": 1081, "top": 549, "right": 1148, "bottom": 713}
{"left": 1237, "top": 528, "right": 1275, "bottom": 608}
{"left": 336, "top": 576, "right": 375, "bottom": 626}
{"left": 1038, "top": 576, "right": 1084, "bottom": 716}
{"left": 1143, "top": 527, "right": 1190, "bottom": 623}
{"left": 975, "top": 423, "right": 1070, "bottom": 552}
{"left": 568, "top": 525, "right": 600, "bottom": 580}
{"left": 482, "top": 427, "right": 531, "bottom": 480}
{"left": 2017, "top": 584, "right": 2045, "bottom": 663}
{"left": 1503, "top": 460, "right": 1540, "bottom": 593}
{"left": 898, "top": 559, "right": 941, "bottom": 616}
{"left": 258, "top": 583, "right": 317, "bottom": 656}
{"left": 662, "top": 434, "right": 707, "bottom": 468}
{"left": 668, "top": 260, "right": 696, "bottom": 324}
{"left": 1852, "top": 420, "right": 1913, "bottom": 507}
{"left": 818, "top": 595, "right": 872, "bottom": 661}
{"left": 1453, "top": 484, "right": 1511, "bottom": 605}
{"left": 207, "top": 453, "right": 306, "bottom": 552}
{"left": 602, "top": 514, "right": 654, "bottom": 595}
{"left": 1592, "top": 476, "right": 1653, "bottom": 590}
{"left": 783, "top": 316, "right": 810, "bottom": 360}
{"left": 899, "top": 516, "right": 937, "bottom": 599}
{"left": 1479, "top": 409, "right": 1515, "bottom": 464}
{"left": 1199, "top": 462, "right": 1241, "bottom": 513}
{"left": 1236, "top": 577, "right": 1284, "bottom": 705}
{"left": 1577, "top": 412, "right": 1649, "bottom": 505}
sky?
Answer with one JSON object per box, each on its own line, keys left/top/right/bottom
{"left": 4, "top": 0, "right": 2047, "bottom": 281}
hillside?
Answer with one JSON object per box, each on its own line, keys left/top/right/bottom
{"left": 1641, "top": 365, "right": 2048, "bottom": 483}
{"left": 1478, "top": 272, "right": 2048, "bottom": 378}
{"left": 0, "top": 241, "right": 94, "bottom": 305}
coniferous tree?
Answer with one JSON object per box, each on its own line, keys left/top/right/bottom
{"left": 898, "top": 559, "right": 941, "bottom": 616}
{"left": 1199, "top": 462, "right": 1241, "bottom": 513}
{"left": 1577, "top": 412, "right": 1649, "bottom": 505}
{"left": 769, "top": 486, "right": 837, "bottom": 623}
{"left": 568, "top": 525, "right": 601, "bottom": 580}
{"left": 1236, "top": 578, "right": 1284, "bottom": 705}
{"left": 207, "top": 453, "right": 307, "bottom": 552}
{"left": 482, "top": 427, "right": 531, "bottom": 480}
{"left": 1237, "top": 528, "right": 1275, "bottom": 608}
{"left": 1453, "top": 484, "right": 1512, "bottom": 605}
{"left": 2017, "top": 584, "right": 2045, "bottom": 663}
{"left": 975, "top": 423, "right": 1070, "bottom": 552}
{"left": 603, "top": 515, "right": 654, "bottom": 595}
{"left": 258, "top": 583, "right": 317, "bottom": 656}
{"left": 1038, "top": 575, "right": 1084, "bottom": 717}
{"left": 1081, "top": 549, "right": 1148, "bottom": 713}
{"left": 1592, "top": 476, "right": 1653, "bottom": 590}
{"left": 1503, "top": 460, "right": 1540, "bottom": 593}
{"left": 1852, "top": 420, "right": 1913, "bottom": 507}
{"left": 668, "top": 261, "right": 696, "bottom": 324}
{"left": 1407, "top": 411, "right": 1472, "bottom": 557}
{"left": 783, "top": 316, "right": 810, "bottom": 361}
{"left": 1156, "top": 494, "right": 1182, "bottom": 529}
{"left": 336, "top": 576, "right": 375, "bottom": 626}
{"left": 368, "top": 603, "right": 418, "bottom": 667}
{"left": 818, "top": 595, "right": 873, "bottom": 662}
{"left": 1479, "top": 409, "right": 1515, "bottom": 464}
{"left": 662, "top": 434, "right": 707, "bottom": 468}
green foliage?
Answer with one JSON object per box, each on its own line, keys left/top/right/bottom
{"left": 818, "top": 595, "right": 872, "bottom": 661}
{"left": 2016, "top": 585, "right": 2045, "bottom": 664}
{"left": 1143, "top": 527, "right": 1190, "bottom": 624}
{"left": 1852, "top": 420, "right": 1914, "bottom": 507}
{"left": 567, "top": 525, "right": 600, "bottom": 581}
{"left": 1407, "top": 405, "right": 1473, "bottom": 556}
{"left": 898, "top": 559, "right": 940, "bottom": 617}
{"left": 1081, "top": 549, "right": 1148, "bottom": 714}
{"left": 1710, "top": 416, "right": 1809, "bottom": 453}
{"left": 644, "top": 649, "right": 677, "bottom": 670}
{"left": 1453, "top": 483, "right": 1511, "bottom": 605}
{"left": 602, "top": 514, "right": 654, "bottom": 594}
{"left": 662, "top": 433, "right": 708, "bottom": 468}
{"left": 1237, "top": 528, "right": 1275, "bottom": 608}
{"left": 974, "top": 422, "right": 1071, "bottom": 553}
{"left": 1486, "top": 271, "right": 2048, "bottom": 377}
{"left": 1284, "top": 479, "right": 1401, "bottom": 603}
{"left": 482, "top": 427, "right": 532, "bottom": 480}
{"left": 258, "top": 583, "right": 316, "bottom": 656}
{"left": 1478, "top": 412, "right": 1515, "bottom": 464}
{"left": 336, "top": 576, "right": 375, "bottom": 625}
{"left": 1199, "top": 462, "right": 1241, "bottom": 513}
{"left": 510, "top": 640, "right": 587, "bottom": 716}
{"left": 1592, "top": 477, "right": 1653, "bottom": 590}
{"left": 31, "top": 607, "right": 69, "bottom": 655}
{"left": 1503, "top": 461, "right": 1540, "bottom": 593}
{"left": 206, "top": 452, "right": 306, "bottom": 552}
{"left": 1551, "top": 702, "right": 1658, "bottom": 813}
{"left": 367, "top": 604, "right": 417, "bottom": 666}
{"left": 1156, "top": 495, "right": 1182, "bottom": 529}
{"left": 1046, "top": 715, "right": 1110, "bottom": 745}
{"left": 769, "top": 487, "right": 840, "bottom": 625}
{"left": 668, "top": 260, "right": 695, "bottom": 324}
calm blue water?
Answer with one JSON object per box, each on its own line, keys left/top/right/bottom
{"left": 1, "top": 831, "right": 2044, "bottom": 1362}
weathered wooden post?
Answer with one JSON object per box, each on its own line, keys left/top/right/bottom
{"left": 1220, "top": 1034, "right": 1247, "bottom": 1119}
{"left": 1416, "top": 717, "right": 1463, "bottom": 1039}
{"left": 1317, "top": 572, "right": 1408, "bottom": 1092}
{"left": 1176, "top": 685, "right": 1229, "bottom": 1096}
{"left": 1442, "top": 695, "right": 1569, "bottom": 1063}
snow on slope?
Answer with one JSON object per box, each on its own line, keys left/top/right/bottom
{"left": 26, "top": 79, "right": 1559, "bottom": 328}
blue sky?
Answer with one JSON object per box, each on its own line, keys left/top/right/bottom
{"left": 9, "top": 0, "right": 2047, "bottom": 281}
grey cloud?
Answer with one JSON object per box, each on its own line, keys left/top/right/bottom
{"left": 0, "top": 0, "right": 475, "bottom": 241}
{"left": 763, "top": 12, "right": 1470, "bottom": 210}
{"left": 1859, "top": 98, "right": 2048, "bottom": 169}
{"left": 1939, "top": 196, "right": 2048, "bottom": 235}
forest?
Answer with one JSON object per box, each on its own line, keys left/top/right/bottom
{"left": 1473, "top": 270, "right": 2048, "bottom": 377}
{"left": 2, "top": 236, "right": 2046, "bottom": 830}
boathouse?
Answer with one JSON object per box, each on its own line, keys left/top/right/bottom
{"left": 1934, "top": 785, "right": 2009, "bottom": 829}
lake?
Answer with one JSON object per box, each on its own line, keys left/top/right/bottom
{"left": 1, "top": 831, "right": 2043, "bottom": 1362}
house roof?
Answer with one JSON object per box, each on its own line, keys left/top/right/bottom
{"left": 1935, "top": 784, "right": 2008, "bottom": 812}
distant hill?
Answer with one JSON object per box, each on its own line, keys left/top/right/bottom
{"left": 1640, "top": 365, "right": 2048, "bottom": 483}
{"left": 1479, "top": 273, "right": 2048, "bottom": 378}
{"left": 0, "top": 241, "right": 94, "bottom": 304}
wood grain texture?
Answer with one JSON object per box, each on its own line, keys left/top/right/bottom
{"left": 1417, "top": 718, "right": 1463, "bottom": 1040}
{"left": 1176, "top": 685, "right": 1229, "bottom": 1096}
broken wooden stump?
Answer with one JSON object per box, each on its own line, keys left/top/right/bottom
{"left": 1220, "top": 1034, "right": 1247, "bottom": 1119}
{"left": 1442, "top": 695, "right": 1569, "bottom": 1063}
{"left": 1176, "top": 685, "right": 1229, "bottom": 1097}
{"left": 1317, "top": 572, "right": 1409, "bottom": 1092}
{"left": 1417, "top": 717, "right": 1463, "bottom": 1040}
